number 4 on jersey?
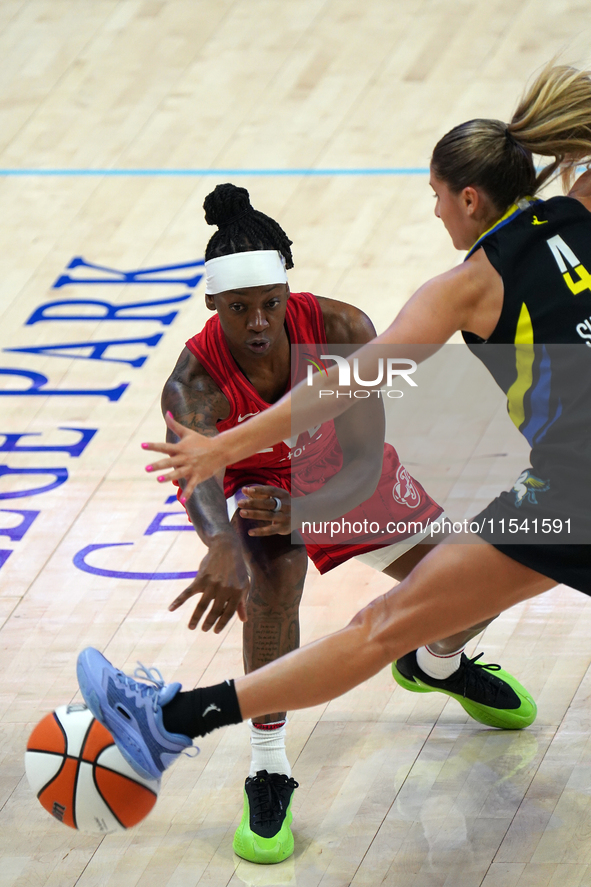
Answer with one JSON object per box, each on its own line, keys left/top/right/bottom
{"left": 547, "top": 234, "right": 591, "bottom": 295}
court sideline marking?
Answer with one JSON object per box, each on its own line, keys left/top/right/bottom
{"left": 0, "top": 167, "right": 429, "bottom": 176}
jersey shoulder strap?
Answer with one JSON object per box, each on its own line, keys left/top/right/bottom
{"left": 285, "top": 292, "right": 327, "bottom": 345}
{"left": 465, "top": 196, "right": 591, "bottom": 344}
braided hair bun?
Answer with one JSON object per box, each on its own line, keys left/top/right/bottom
{"left": 203, "top": 183, "right": 253, "bottom": 228}
{"left": 203, "top": 183, "right": 294, "bottom": 269}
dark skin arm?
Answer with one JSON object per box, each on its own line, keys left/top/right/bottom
{"left": 237, "top": 297, "right": 386, "bottom": 534}
{"left": 162, "top": 348, "right": 250, "bottom": 632}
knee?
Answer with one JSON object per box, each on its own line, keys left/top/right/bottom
{"left": 246, "top": 547, "right": 308, "bottom": 610}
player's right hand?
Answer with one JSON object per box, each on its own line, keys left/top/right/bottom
{"left": 168, "top": 541, "right": 250, "bottom": 633}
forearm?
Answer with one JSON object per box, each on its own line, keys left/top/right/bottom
{"left": 216, "top": 341, "right": 435, "bottom": 467}
{"left": 569, "top": 168, "right": 591, "bottom": 210}
{"left": 165, "top": 417, "right": 234, "bottom": 546}
{"left": 209, "top": 386, "right": 309, "bottom": 467}
{"left": 212, "top": 367, "right": 372, "bottom": 468}
{"left": 291, "top": 454, "right": 382, "bottom": 526}
{"left": 162, "top": 389, "right": 234, "bottom": 546}
{"left": 181, "top": 477, "right": 235, "bottom": 547}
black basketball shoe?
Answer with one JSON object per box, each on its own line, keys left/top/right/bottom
{"left": 233, "top": 770, "right": 299, "bottom": 863}
{"left": 392, "top": 650, "right": 537, "bottom": 728}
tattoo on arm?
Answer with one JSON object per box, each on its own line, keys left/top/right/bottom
{"left": 163, "top": 370, "right": 228, "bottom": 440}
{"left": 161, "top": 353, "right": 233, "bottom": 542}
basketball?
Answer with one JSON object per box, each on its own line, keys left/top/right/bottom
{"left": 25, "top": 703, "right": 160, "bottom": 835}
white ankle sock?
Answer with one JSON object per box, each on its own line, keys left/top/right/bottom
{"left": 416, "top": 645, "right": 464, "bottom": 680}
{"left": 248, "top": 719, "right": 291, "bottom": 777}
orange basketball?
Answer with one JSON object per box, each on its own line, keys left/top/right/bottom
{"left": 25, "top": 703, "right": 160, "bottom": 835}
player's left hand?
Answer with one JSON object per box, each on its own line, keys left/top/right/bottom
{"left": 142, "top": 412, "right": 230, "bottom": 499}
{"left": 236, "top": 485, "right": 292, "bottom": 536}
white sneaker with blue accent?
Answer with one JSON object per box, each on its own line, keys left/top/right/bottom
{"left": 76, "top": 647, "right": 194, "bottom": 781}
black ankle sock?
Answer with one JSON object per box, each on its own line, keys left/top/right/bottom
{"left": 162, "top": 679, "right": 243, "bottom": 738}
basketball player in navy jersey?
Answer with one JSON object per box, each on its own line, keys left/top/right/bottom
{"left": 76, "top": 65, "right": 591, "bottom": 757}
{"left": 115, "top": 184, "right": 534, "bottom": 864}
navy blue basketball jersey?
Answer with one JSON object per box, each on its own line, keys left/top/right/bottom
{"left": 462, "top": 196, "right": 591, "bottom": 542}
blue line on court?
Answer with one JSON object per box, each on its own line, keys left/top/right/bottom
{"left": 0, "top": 167, "right": 430, "bottom": 177}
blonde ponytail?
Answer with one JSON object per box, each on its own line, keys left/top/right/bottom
{"left": 509, "top": 64, "right": 591, "bottom": 191}
{"left": 431, "top": 64, "right": 591, "bottom": 212}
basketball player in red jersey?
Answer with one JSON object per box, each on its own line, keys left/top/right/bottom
{"left": 155, "top": 185, "right": 536, "bottom": 864}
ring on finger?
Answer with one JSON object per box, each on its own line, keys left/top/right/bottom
{"left": 271, "top": 496, "right": 282, "bottom": 513}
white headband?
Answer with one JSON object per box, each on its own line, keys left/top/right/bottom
{"left": 204, "top": 250, "right": 288, "bottom": 295}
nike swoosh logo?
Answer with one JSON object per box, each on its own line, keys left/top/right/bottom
{"left": 202, "top": 703, "right": 221, "bottom": 717}
{"left": 237, "top": 411, "right": 260, "bottom": 422}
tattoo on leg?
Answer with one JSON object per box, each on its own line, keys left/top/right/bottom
{"left": 288, "top": 617, "right": 299, "bottom": 651}
{"left": 240, "top": 538, "right": 307, "bottom": 722}
{"left": 252, "top": 620, "right": 283, "bottom": 667}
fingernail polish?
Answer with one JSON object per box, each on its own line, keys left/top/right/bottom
{"left": 145, "top": 465, "right": 153, "bottom": 472}
{"left": 180, "top": 496, "right": 186, "bottom": 504}
{"left": 141, "top": 442, "right": 149, "bottom": 449}
{"left": 166, "top": 411, "right": 173, "bottom": 418}
{"left": 157, "top": 475, "right": 166, "bottom": 482}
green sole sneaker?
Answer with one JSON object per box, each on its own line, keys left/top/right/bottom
{"left": 392, "top": 651, "right": 537, "bottom": 730}
{"left": 233, "top": 770, "right": 298, "bottom": 864}
{"left": 391, "top": 660, "right": 432, "bottom": 695}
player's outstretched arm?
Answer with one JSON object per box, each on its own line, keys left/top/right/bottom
{"left": 159, "top": 350, "right": 250, "bottom": 632}
{"left": 143, "top": 259, "right": 497, "bottom": 500}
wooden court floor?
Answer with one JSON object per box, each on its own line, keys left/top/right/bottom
{"left": 2, "top": 2, "right": 591, "bottom": 885}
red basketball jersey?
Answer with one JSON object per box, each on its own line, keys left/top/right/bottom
{"left": 185, "top": 292, "right": 443, "bottom": 573}
{"left": 186, "top": 292, "right": 343, "bottom": 498}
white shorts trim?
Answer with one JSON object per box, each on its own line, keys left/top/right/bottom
{"left": 354, "top": 513, "right": 449, "bottom": 572}
{"left": 228, "top": 489, "right": 447, "bottom": 575}
{"left": 227, "top": 493, "right": 240, "bottom": 519}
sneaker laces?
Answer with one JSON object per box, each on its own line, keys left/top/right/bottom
{"left": 113, "top": 662, "right": 200, "bottom": 760}
{"left": 461, "top": 652, "right": 505, "bottom": 701}
{"left": 466, "top": 652, "right": 501, "bottom": 673}
{"left": 134, "top": 663, "right": 165, "bottom": 689}
{"left": 115, "top": 662, "right": 165, "bottom": 711}
{"left": 133, "top": 664, "right": 200, "bottom": 759}
{"left": 250, "top": 772, "right": 298, "bottom": 826}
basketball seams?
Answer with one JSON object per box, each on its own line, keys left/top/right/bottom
{"left": 28, "top": 707, "right": 158, "bottom": 833}
{"left": 91, "top": 759, "right": 158, "bottom": 829}
{"left": 26, "top": 748, "right": 66, "bottom": 757}
{"left": 37, "top": 709, "right": 97, "bottom": 827}
{"left": 78, "top": 712, "right": 97, "bottom": 759}
{"left": 65, "top": 711, "right": 99, "bottom": 830}
{"left": 90, "top": 762, "right": 126, "bottom": 830}
{"left": 29, "top": 712, "right": 70, "bottom": 799}
{"left": 32, "top": 753, "right": 67, "bottom": 799}
{"left": 93, "top": 756, "right": 158, "bottom": 794}
{"left": 53, "top": 711, "right": 67, "bottom": 747}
